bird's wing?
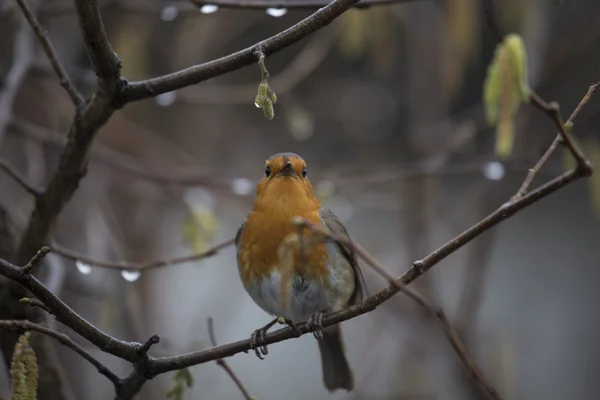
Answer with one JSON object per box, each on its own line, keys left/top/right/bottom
{"left": 235, "top": 221, "right": 246, "bottom": 251}
{"left": 319, "top": 208, "right": 368, "bottom": 304}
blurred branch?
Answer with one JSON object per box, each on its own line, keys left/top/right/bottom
{"left": 14, "top": 0, "right": 84, "bottom": 106}
{"left": 0, "top": 319, "right": 120, "bottom": 386}
{"left": 295, "top": 219, "right": 501, "bottom": 400}
{"left": 190, "top": 0, "right": 433, "bottom": 10}
{"left": 0, "top": 16, "right": 33, "bottom": 145}
{"left": 0, "top": 159, "right": 42, "bottom": 197}
{"left": 121, "top": 0, "right": 366, "bottom": 102}
{"left": 207, "top": 318, "right": 253, "bottom": 400}
{"left": 50, "top": 238, "right": 234, "bottom": 271}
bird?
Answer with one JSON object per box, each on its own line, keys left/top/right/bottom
{"left": 235, "top": 152, "right": 367, "bottom": 392}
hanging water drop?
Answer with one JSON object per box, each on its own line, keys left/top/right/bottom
{"left": 265, "top": 7, "right": 288, "bottom": 17}
{"left": 231, "top": 178, "right": 254, "bottom": 196}
{"left": 155, "top": 91, "right": 177, "bottom": 107}
{"left": 121, "top": 269, "right": 142, "bottom": 282}
{"left": 482, "top": 161, "right": 505, "bottom": 181}
{"left": 75, "top": 260, "right": 93, "bottom": 275}
{"left": 161, "top": 6, "right": 179, "bottom": 21}
{"left": 199, "top": 4, "right": 219, "bottom": 14}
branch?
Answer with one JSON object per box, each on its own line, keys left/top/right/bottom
{"left": 14, "top": 0, "right": 84, "bottom": 106}
{"left": 513, "top": 86, "right": 597, "bottom": 197}
{"left": 0, "top": 319, "right": 120, "bottom": 386}
{"left": 15, "top": 0, "right": 123, "bottom": 265}
{"left": 0, "top": 256, "right": 144, "bottom": 363}
{"left": 207, "top": 318, "right": 253, "bottom": 400}
{"left": 121, "top": 0, "right": 366, "bottom": 102}
{"left": 73, "top": 0, "right": 121, "bottom": 87}
{"left": 0, "top": 159, "right": 42, "bottom": 197}
{"left": 295, "top": 220, "right": 501, "bottom": 400}
{"left": 190, "top": 0, "right": 432, "bottom": 10}
{"left": 50, "top": 238, "right": 234, "bottom": 271}
{"left": 181, "top": 27, "right": 338, "bottom": 105}
{"left": 147, "top": 164, "right": 588, "bottom": 375}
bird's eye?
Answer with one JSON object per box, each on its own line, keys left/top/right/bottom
{"left": 302, "top": 167, "right": 307, "bottom": 178}
{"left": 265, "top": 165, "right": 271, "bottom": 177}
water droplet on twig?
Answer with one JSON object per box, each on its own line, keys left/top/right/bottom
{"left": 266, "top": 7, "right": 288, "bottom": 17}
{"left": 75, "top": 260, "right": 93, "bottom": 275}
{"left": 155, "top": 91, "right": 177, "bottom": 107}
{"left": 161, "top": 6, "right": 179, "bottom": 21}
{"left": 231, "top": 178, "right": 254, "bottom": 195}
{"left": 482, "top": 161, "right": 505, "bottom": 181}
{"left": 121, "top": 270, "right": 142, "bottom": 282}
{"left": 200, "top": 4, "right": 219, "bottom": 14}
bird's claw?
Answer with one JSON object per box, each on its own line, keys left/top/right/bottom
{"left": 250, "top": 328, "right": 269, "bottom": 360}
{"left": 307, "top": 312, "right": 324, "bottom": 341}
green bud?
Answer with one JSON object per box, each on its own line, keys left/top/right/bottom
{"left": 268, "top": 88, "right": 277, "bottom": 104}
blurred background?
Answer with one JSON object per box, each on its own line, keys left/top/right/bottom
{"left": 1, "top": 0, "right": 600, "bottom": 399}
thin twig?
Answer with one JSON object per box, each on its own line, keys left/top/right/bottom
{"left": 50, "top": 238, "right": 235, "bottom": 271}
{"left": 294, "top": 219, "right": 501, "bottom": 400}
{"left": 0, "top": 319, "right": 120, "bottom": 386}
{"left": 181, "top": 27, "right": 338, "bottom": 105}
{"left": 514, "top": 84, "right": 598, "bottom": 198}
{"left": 207, "top": 318, "right": 253, "bottom": 400}
{"left": 0, "top": 159, "right": 42, "bottom": 197}
{"left": 14, "top": 0, "right": 84, "bottom": 106}
{"left": 23, "top": 245, "right": 50, "bottom": 273}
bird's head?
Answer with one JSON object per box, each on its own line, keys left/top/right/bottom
{"left": 253, "top": 152, "right": 320, "bottom": 211}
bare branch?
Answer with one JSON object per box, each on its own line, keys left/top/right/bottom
{"left": 22, "top": 245, "right": 50, "bottom": 273}
{"left": 0, "top": 319, "right": 120, "bottom": 386}
{"left": 181, "top": 28, "right": 338, "bottom": 105}
{"left": 14, "top": 0, "right": 84, "bottom": 106}
{"left": 0, "top": 159, "right": 42, "bottom": 197}
{"left": 207, "top": 318, "right": 253, "bottom": 400}
{"left": 0, "top": 256, "right": 143, "bottom": 363}
{"left": 514, "top": 84, "right": 598, "bottom": 198}
{"left": 73, "top": 0, "right": 121, "bottom": 87}
{"left": 49, "top": 238, "right": 235, "bottom": 271}
{"left": 122, "top": 0, "right": 367, "bottom": 102}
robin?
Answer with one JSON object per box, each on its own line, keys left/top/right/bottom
{"left": 235, "top": 152, "right": 367, "bottom": 391}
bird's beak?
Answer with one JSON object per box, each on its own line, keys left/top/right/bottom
{"left": 279, "top": 161, "right": 296, "bottom": 177}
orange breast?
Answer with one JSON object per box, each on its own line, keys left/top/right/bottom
{"left": 238, "top": 208, "right": 330, "bottom": 287}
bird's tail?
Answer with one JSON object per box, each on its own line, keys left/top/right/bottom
{"left": 317, "top": 324, "right": 354, "bottom": 391}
